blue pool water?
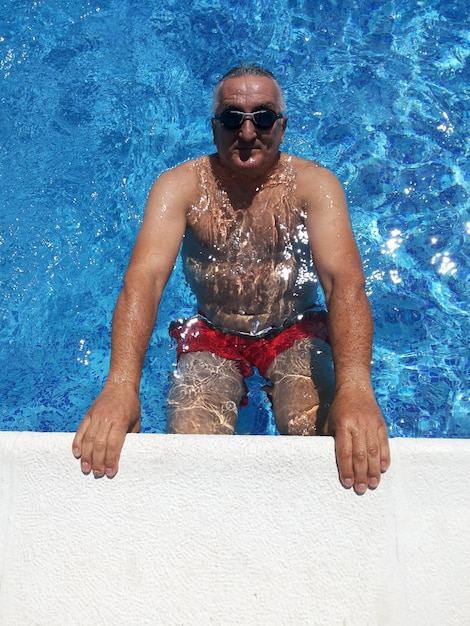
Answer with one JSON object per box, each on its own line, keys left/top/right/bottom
{"left": 1, "top": 1, "right": 469, "bottom": 437}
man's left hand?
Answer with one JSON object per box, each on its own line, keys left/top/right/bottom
{"left": 326, "top": 388, "right": 391, "bottom": 494}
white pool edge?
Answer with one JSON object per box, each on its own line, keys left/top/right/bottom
{"left": 1, "top": 432, "right": 469, "bottom": 625}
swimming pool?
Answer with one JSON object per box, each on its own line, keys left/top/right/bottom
{"left": 1, "top": 0, "right": 468, "bottom": 437}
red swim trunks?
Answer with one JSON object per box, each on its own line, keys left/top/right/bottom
{"left": 169, "top": 311, "right": 330, "bottom": 380}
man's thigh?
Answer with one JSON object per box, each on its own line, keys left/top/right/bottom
{"left": 265, "top": 338, "right": 335, "bottom": 435}
{"left": 166, "top": 351, "right": 245, "bottom": 434}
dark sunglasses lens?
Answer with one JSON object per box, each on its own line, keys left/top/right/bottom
{"left": 252, "top": 111, "right": 278, "bottom": 128}
{"left": 220, "top": 111, "right": 244, "bottom": 128}
{"left": 218, "top": 110, "right": 280, "bottom": 129}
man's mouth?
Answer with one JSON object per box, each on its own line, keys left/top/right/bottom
{"left": 236, "top": 145, "right": 259, "bottom": 162}
{"left": 237, "top": 143, "right": 259, "bottom": 153}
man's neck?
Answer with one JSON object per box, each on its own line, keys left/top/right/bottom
{"left": 211, "top": 152, "right": 283, "bottom": 193}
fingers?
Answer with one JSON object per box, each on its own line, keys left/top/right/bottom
{"left": 72, "top": 414, "right": 90, "bottom": 464}
{"left": 72, "top": 388, "right": 140, "bottom": 479}
{"left": 86, "top": 420, "right": 113, "bottom": 478}
{"left": 101, "top": 425, "right": 127, "bottom": 478}
{"left": 71, "top": 414, "right": 124, "bottom": 479}
{"left": 378, "top": 421, "right": 391, "bottom": 474}
{"left": 335, "top": 422, "right": 390, "bottom": 495}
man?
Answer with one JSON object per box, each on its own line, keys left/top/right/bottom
{"left": 73, "top": 64, "right": 390, "bottom": 494}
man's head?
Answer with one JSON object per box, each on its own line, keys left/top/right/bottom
{"left": 211, "top": 64, "right": 288, "bottom": 178}
{"left": 212, "top": 64, "right": 286, "bottom": 114}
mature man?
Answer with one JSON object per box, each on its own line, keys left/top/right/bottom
{"left": 73, "top": 64, "right": 390, "bottom": 494}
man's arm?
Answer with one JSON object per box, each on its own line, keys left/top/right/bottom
{"left": 72, "top": 164, "right": 194, "bottom": 477}
{"left": 302, "top": 163, "right": 391, "bottom": 494}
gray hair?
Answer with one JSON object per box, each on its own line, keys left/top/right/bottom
{"left": 212, "top": 63, "right": 287, "bottom": 114}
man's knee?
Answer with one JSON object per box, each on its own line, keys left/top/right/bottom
{"left": 269, "top": 378, "right": 322, "bottom": 435}
{"left": 276, "top": 410, "right": 319, "bottom": 436}
{"left": 167, "top": 402, "right": 238, "bottom": 434}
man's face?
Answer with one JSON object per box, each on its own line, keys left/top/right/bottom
{"left": 211, "top": 75, "right": 287, "bottom": 178}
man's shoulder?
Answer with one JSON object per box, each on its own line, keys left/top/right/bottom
{"left": 154, "top": 158, "right": 203, "bottom": 193}
{"left": 286, "top": 154, "right": 341, "bottom": 187}
{"left": 163, "top": 157, "right": 201, "bottom": 177}
{"left": 146, "top": 159, "right": 204, "bottom": 212}
{"left": 285, "top": 153, "right": 325, "bottom": 174}
{"left": 283, "top": 153, "right": 315, "bottom": 165}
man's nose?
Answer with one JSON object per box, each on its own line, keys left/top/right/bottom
{"left": 239, "top": 117, "right": 257, "bottom": 139}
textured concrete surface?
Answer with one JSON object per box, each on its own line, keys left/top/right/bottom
{"left": 0, "top": 432, "right": 469, "bottom": 625}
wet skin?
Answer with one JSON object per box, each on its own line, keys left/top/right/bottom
{"left": 181, "top": 153, "right": 319, "bottom": 333}
{"left": 72, "top": 75, "right": 391, "bottom": 494}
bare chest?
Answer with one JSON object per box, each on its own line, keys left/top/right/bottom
{"left": 186, "top": 182, "right": 305, "bottom": 262}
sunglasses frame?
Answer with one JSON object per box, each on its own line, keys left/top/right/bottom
{"left": 214, "top": 109, "right": 284, "bottom": 130}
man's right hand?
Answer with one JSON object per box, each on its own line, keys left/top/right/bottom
{"left": 72, "top": 385, "right": 141, "bottom": 478}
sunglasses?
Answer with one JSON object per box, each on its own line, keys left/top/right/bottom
{"left": 214, "top": 109, "right": 284, "bottom": 129}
